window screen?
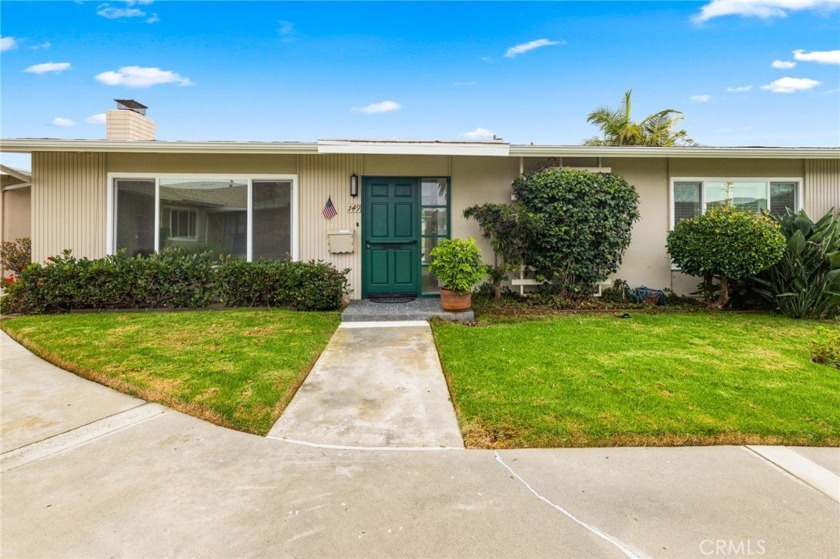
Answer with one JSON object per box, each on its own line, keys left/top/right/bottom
{"left": 673, "top": 182, "right": 701, "bottom": 226}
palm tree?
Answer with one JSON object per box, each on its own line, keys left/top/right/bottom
{"left": 585, "top": 89, "right": 695, "bottom": 146}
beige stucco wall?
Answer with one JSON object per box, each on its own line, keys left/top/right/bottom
{"left": 27, "top": 151, "right": 840, "bottom": 299}
{"left": 1, "top": 174, "right": 31, "bottom": 245}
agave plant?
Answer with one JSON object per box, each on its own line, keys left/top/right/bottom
{"left": 752, "top": 209, "right": 840, "bottom": 319}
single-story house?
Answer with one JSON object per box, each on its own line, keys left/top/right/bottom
{"left": 1, "top": 100, "right": 838, "bottom": 299}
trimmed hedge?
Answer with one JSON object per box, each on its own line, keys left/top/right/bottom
{"left": 1, "top": 249, "right": 350, "bottom": 314}
{"left": 216, "top": 259, "right": 350, "bottom": 311}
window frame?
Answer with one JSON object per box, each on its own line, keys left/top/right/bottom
{"left": 167, "top": 208, "right": 199, "bottom": 241}
{"left": 669, "top": 176, "right": 803, "bottom": 230}
{"left": 107, "top": 173, "right": 298, "bottom": 261}
{"left": 419, "top": 176, "right": 452, "bottom": 296}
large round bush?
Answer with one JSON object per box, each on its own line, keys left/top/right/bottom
{"left": 667, "top": 205, "right": 785, "bottom": 308}
{"left": 512, "top": 167, "right": 640, "bottom": 294}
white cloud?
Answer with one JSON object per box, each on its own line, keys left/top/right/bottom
{"left": 793, "top": 49, "right": 840, "bottom": 64}
{"left": 29, "top": 41, "right": 51, "bottom": 50}
{"left": 51, "top": 117, "right": 75, "bottom": 127}
{"left": 761, "top": 76, "right": 822, "bottom": 93}
{"left": 462, "top": 127, "right": 495, "bottom": 140}
{"left": 504, "top": 38, "right": 562, "bottom": 58}
{"left": 86, "top": 113, "right": 107, "bottom": 124}
{"left": 772, "top": 60, "right": 797, "bottom": 69}
{"left": 0, "top": 36, "right": 18, "bottom": 51}
{"left": 352, "top": 100, "right": 401, "bottom": 114}
{"left": 693, "top": 0, "right": 840, "bottom": 23}
{"left": 24, "top": 62, "right": 71, "bottom": 75}
{"left": 690, "top": 94, "right": 711, "bottom": 102}
{"left": 95, "top": 66, "right": 194, "bottom": 88}
{"left": 97, "top": 5, "right": 145, "bottom": 19}
{"left": 726, "top": 85, "right": 753, "bottom": 92}
{"left": 97, "top": 1, "right": 158, "bottom": 22}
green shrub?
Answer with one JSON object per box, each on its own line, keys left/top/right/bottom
{"left": 463, "top": 204, "right": 536, "bottom": 299}
{"left": 667, "top": 205, "right": 785, "bottom": 308}
{"left": 213, "top": 258, "right": 350, "bottom": 311}
{"left": 0, "top": 250, "right": 350, "bottom": 314}
{"left": 812, "top": 328, "right": 840, "bottom": 369}
{"left": 429, "top": 238, "right": 486, "bottom": 294}
{"left": 0, "top": 237, "right": 31, "bottom": 275}
{"left": 752, "top": 209, "right": 840, "bottom": 319}
{"left": 512, "top": 168, "right": 640, "bottom": 295}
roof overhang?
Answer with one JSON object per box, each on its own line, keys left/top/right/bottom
{"left": 317, "top": 139, "right": 510, "bottom": 156}
{"left": 1, "top": 138, "right": 838, "bottom": 159}
{"left": 0, "top": 139, "right": 319, "bottom": 155}
{"left": 0, "top": 164, "right": 31, "bottom": 181}
{"left": 509, "top": 144, "right": 840, "bottom": 159}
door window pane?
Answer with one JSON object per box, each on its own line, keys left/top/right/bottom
{"left": 770, "top": 182, "right": 797, "bottom": 217}
{"left": 673, "top": 182, "right": 701, "bottom": 226}
{"left": 421, "top": 178, "right": 448, "bottom": 205}
{"left": 422, "top": 208, "right": 448, "bottom": 236}
{"left": 422, "top": 266, "right": 441, "bottom": 295}
{"left": 705, "top": 181, "right": 767, "bottom": 212}
{"left": 159, "top": 178, "right": 248, "bottom": 259}
{"left": 115, "top": 180, "right": 155, "bottom": 257}
{"left": 422, "top": 236, "right": 442, "bottom": 265}
{"left": 252, "top": 181, "right": 292, "bottom": 260}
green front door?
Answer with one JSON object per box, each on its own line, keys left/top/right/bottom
{"left": 363, "top": 177, "right": 420, "bottom": 296}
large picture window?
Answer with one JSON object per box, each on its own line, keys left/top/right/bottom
{"left": 111, "top": 175, "right": 296, "bottom": 260}
{"left": 671, "top": 178, "right": 801, "bottom": 227}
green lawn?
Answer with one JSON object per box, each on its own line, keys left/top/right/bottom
{"left": 2, "top": 309, "right": 340, "bottom": 434}
{"left": 431, "top": 313, "right": 840, "bottom": 448}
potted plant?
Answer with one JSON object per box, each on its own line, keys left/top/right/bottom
{"left": 429, "top": 238, "right": 486, "bottom": 311}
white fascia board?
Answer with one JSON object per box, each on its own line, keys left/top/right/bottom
{"left": 318, "top": 140, "right": 510, "bottom": 157}
{"left": 0, "top": 139, "right": 319, "bottom": 155}
{"left": 509, "top": 145, "right": 840, "bottom": 159}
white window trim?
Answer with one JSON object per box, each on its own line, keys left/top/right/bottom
{"left": 167, "top": 208, "right": 199, "bottom": 241}
{"left": 669, "top": 176, "right": 803, "bottom": 230}
{"left": 106, "top": 172, "right": 299, "bottom": 261}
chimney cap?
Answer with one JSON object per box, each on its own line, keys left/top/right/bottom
{"left": 115, "top": 99, "right": 148, "bottom": 115}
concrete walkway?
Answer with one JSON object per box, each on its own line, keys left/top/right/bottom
{"left": 268, "top": 321, "right": 464, "bottom": 449}
{"left": 3, "top": 331, "right": 840, "bottom": 558}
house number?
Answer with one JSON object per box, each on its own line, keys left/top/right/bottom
{"left": 347, "top": 204, "right": 361, "bottom": 213}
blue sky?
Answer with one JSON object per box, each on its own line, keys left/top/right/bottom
{"left": 2, "top": 1, "right": 839, "bottom": 170}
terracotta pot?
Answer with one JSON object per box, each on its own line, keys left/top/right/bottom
{"left": 440, "top": 288, "right": 472, "bottom": 312}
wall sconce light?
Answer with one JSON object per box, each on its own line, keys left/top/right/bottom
{"left": 350, "top": 173, "right": 359, "bottom": 198}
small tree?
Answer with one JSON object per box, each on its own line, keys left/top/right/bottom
{"left": 463, "top": 204, "right": 534, "bottom": 298}
{"left": 0, "top": 237, "right": 31, "bottom": 275}
{"left": 667, "top": 205, "right": 785, "bottom": 309}
{"left": 513, "top": 168, "right": 640, "bottom": 295}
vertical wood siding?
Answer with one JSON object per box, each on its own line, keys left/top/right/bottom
{"left": 32, "top": 152, "right": 107, "bottom": 262}
{"left": 298, "top": 154, "right": 364, "bottom": 298}
{"left": 804, "top": 160, "right": 840, "bottom": 217}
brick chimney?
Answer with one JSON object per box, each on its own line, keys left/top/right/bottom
{"left": 106, "top": 99, "right": 156, "bottom": 141}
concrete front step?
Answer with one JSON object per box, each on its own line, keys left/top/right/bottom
{"left": 341, "top": 298, "right": 474, "bottom": 323}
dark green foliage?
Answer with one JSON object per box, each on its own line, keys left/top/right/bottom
{"left": 463, "top": 204, "right": 536, "bottom": 298}
{"left": 752, "top": 209, "right": 840, "bottom": 319}
{"left": 812, "top": 328, "right": 840, "bottom": 369}
{"left": 1, "top": 249, "right": 350, "bottom": 314}
{"left": 667, "top": 205, "right": 785, "bottom": 308}
{"left": 216, "top": 259, "right": 350, "bottom": 311}
{"left": 512, "top": 168, "right": 640, "bottom": 294}
{"left": 0, "top": 237, "right": 31, "bottom": 274}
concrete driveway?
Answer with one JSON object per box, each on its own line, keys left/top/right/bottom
{"left": 2, "top": 331, "right": 839, "bottom": 558}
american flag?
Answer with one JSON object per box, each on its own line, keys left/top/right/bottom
{"left": 322, "top": 196, "right": 338, "bottom": 219}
